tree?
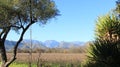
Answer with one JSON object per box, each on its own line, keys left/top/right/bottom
{"left": 115, "top": 0, "right": 120, "bottom": 15}
{"left": 0, "top": 0, "right": 59, "bottom": 67}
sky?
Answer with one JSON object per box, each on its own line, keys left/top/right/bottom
{"left": 7, "top": 0, "right": 116, "bottom": 42}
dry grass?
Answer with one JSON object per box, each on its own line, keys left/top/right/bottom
{"left": 5, "top": 53, "right": 86, "bottom": 63}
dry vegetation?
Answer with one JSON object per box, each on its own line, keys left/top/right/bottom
{"left": 5, "top": 53, "right": 86, "bottom": 63}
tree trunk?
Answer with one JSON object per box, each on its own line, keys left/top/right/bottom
{"left": 0, "top": 40, "right": 7, "bottom": 67}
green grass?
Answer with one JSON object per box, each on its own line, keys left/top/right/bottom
{"left": 0, "top": 62, "right": 82, "bottom": 67}
{"left": 10, "top": 63, "right": 28, "bottom": 67}
{"left": 9, "top": 63, "right": 36, "bottom": 67}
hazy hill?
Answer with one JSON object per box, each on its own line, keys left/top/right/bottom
{"left": 5, "top": 39, "right": 85, "bottom": 50}
{"left": 44, "top": 40, "right": 60, "bottom": 48}
{"left": 58, "top": 41, "right": 84, "bottom": 49}
{"left": 5, "top": 40, "right": 47, "bottom": 51}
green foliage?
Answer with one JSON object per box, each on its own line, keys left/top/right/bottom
{"left": 84, "top": 2, "right": 120, "bottom": 66}
{"left": 0, "top": 0, "right": 19, "bottom": 28}
{"left": 17, "top": 0, "right": 59, "bottom": 24}
{"left": 95, "top": 13, "right": 120, "bottom": 40}
{"left": 0, "top": 0, "right": 59, "bottom": 66}
{"left": 84, "top": 12, "right": 120, "bottom": 66}
{"left": 0, "top": 0, "right": 59, "bottom": 31}
{"left": 115, "top": 0, "right": 120, "bottom": 14}
{"left": 87, "top": 40, "right": 120, "bottom": 67}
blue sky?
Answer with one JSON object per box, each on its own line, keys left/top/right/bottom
{"left": 7, "top": 0, "right": 116, "bottom": 42}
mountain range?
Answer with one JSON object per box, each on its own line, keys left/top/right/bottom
{"left": 5, "top": 39, "right": 85, "bottom": 50}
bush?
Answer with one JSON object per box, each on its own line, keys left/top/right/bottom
{"left": 83, "top": 40, "right": 120, "bottom": 67}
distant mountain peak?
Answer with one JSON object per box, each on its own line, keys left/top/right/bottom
{"left": 5, "top": 39, "right": 85, "bottom": 50}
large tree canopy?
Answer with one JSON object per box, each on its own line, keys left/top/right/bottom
{"left": 0, "top": 0, "right": 58, "bottom": 30}
{"left": 0, "top": 0, "right": 59, "bottom": 67}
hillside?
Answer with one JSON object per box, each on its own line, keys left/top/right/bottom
{"left": 5, "top": 39, "right": 85, "bottom": 51}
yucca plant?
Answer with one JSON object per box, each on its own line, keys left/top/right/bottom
{"left": 95, "top": 13, "right": 120, "bottom": 41}
{"left": 84, "top": 14, "right": 120, "bottom": 67}
{"left": 84, "top": 13, "right": 120, "bottom": 67}
{"left": 83, "top": 0, "right": 120, "bottom": 67}
{"left": 84, "top": 39, "right": 120, "bottom": 67}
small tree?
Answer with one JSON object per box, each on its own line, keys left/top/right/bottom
{"left": 0, "top": 0, "right": 59, "bottom": 67}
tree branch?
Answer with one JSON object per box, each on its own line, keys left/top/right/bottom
{"left": 5, "top": 22, "right": 35, "bottom": 66}
{"left": 2, "top": 28, "right": 10, "bottom": 42}
{"left": 0, "top": 30, "right": 5, "bottom": 39}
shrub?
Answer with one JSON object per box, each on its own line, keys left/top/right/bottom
{"left": 84, "top": 40, "right": 120, "bottom": 67}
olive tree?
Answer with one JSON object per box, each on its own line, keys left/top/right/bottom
{"left": 0, "top": 0, "right": 59, "bottom": 67}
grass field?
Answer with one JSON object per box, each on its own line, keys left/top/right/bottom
{"left": 9, "top": 62, "right": 81, "bottom": 67}
{"left": 7, "top": 53, "right": 86, "bottom": 63}
{"left": 1, "top": 53, "right": 87, "bottom": 67}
